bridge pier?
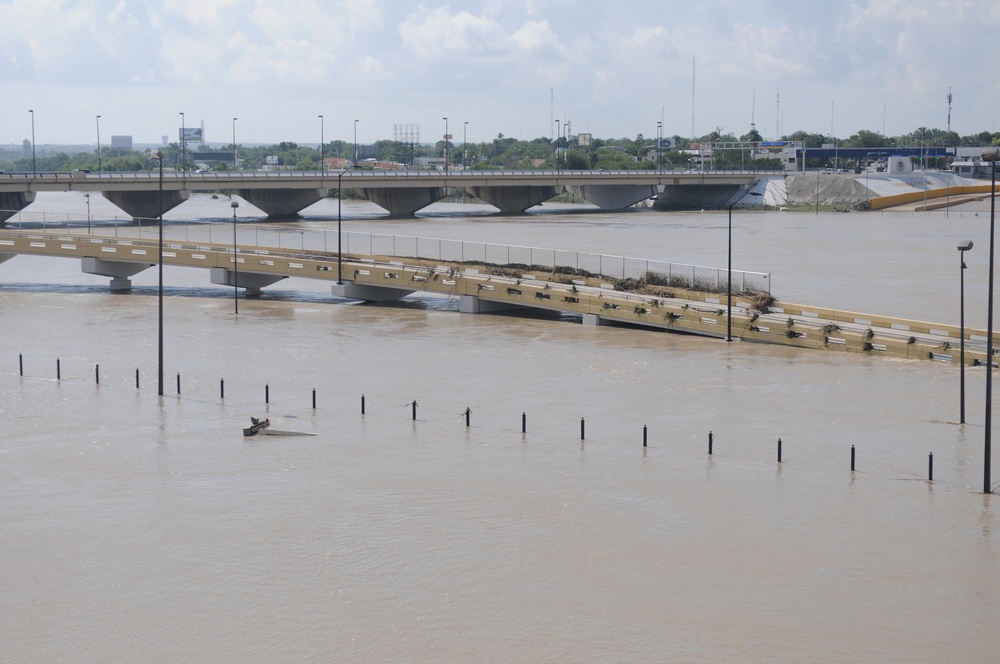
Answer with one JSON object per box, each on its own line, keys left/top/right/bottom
{"left": 0, "top": 191, "right": 37, "bottom": 225}
{"left": 360, "top": 187, "right": 447, "bottom": 217}
{"left": 102, "top": 189, "right": 191, "bottom": 221}
{"left": 237, "top": 189, "right": 326, "bottom": 218}
{"left": 331, "top": 281, "right": 415, "bottom": 301}
{"left": 568, "top": 184, "right": 658, "bottom": 210}
{"left": 81, "top": 256, "right": 153, "bottom": 292}
{"left": 653, "top": 183, "right": 741, "bottom": 210}
{"left": 458, "top": 294, "right": 526, "bottom": 314}
{"left": 465, "top": 186, "right": 559, "bottom": 213}
{"left": 582, "top": 313, "right": 608, "bottom": 326}
{"left": 209, "top": 267, "right": 287, "bottom": 295}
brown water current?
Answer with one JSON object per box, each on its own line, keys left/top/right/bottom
{"left": 1, "top": 193, "right": 998, "bottom": 661}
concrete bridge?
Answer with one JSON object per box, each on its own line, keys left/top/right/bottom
{"left": 0, "top": 169, "right": 771, "bottom": 224}
{"left": 0, "top": 227, "right": 991, "bottom": 365}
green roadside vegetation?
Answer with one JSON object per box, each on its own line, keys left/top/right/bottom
{"left": 2, "top": 126, "right": 999, "bottom": 175}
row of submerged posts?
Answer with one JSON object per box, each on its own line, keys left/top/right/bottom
{"left": 18, "top": 352, "right": 941, "bottom": 482}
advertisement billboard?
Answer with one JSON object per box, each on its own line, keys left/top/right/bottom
{"left": 179, "top": 127, "right": 204, "bottom": 142}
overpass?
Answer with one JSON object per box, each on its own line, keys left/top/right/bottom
{"left": 0, "top": 227, "right": 991, "bottom": 365}
{"left": 0, "top": 169, "right": 772, "bottom": 223}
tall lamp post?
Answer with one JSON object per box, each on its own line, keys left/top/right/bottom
{"left": 179, "top": 112, "right": 185, "bottom": 171}
{"left": 153, "top": 150, "right": 165, "bottom": 397}
{"left": 231, "top": 200, "right": 239, "bottom": 314}
{"left": 982, "top": 149, "right": 1000, "bottom": 494}
{"left": 29, "top": 109, "right": 36, "bottom": 176}
{"left": 318, "top": 115, "right": 324, "bottom": 173}
{"left": 232, "top": 117, "right": 237, "bottom": 171}
{"left": 96, "top": 115, "right": 102, "bottom": 171}
{"left": 959, "top": 240, "right": 974, "bottom": 424}
{"left": 442, "top": 117, "right": 449, "bottom": 172}
{"left": 353, "top": 119, "right": 358, "bottom": 165}
{"left": 463, "top": 121, "right": 469, "bottom": 170}
{"left": 84, "top": 193, "right": 91, "bottom": 234}
{"left": 656, "top": 121, "right": 662, "bottom": 173}
{"left": 727, "top": 189, "right": 762, "bottom": 342}
{"left": 336, "top": 163, "right": 354, "bottom": 285}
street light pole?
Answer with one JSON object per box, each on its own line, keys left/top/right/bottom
{"left": 29, "top": 110, "right": 35, "bottom": 176}
{"left": 232, "top": 117, "right": 237, "bottom": 171}
{"left": 959, "top": 240, "right": 973, "bottom": 424}
{"left": 84, "top": 193, "right": 91, "bottom": 234}
{"left": 179, "top": 112, "right": 185, "bottom": 172}
{"left": 656, "top": 121, "right": 662, "bottom": 174}
{"left": 983, "top": 149, "right": 1000, "bottom": 494}
{"left": 442, "top": 117, "right": 449, "bottom": 173}
{"left": 231, "top": 200, "right": 239, "bottom": 314}
{"left": 337, "top": 164, "right": 353, "bottom": 285}
{"left": 353, "top": 119, "right": 358, "bottom": 165}
{"left": 318, "top": 115, "right": 324, "bottom": 173}
{"left": 96, "top": 115, "right": 102, "bottom": 171}
{"left": 727, "top": 189, "right": 762, "bottom": 342}
{"left": 154, "top": 150, "right": 165, "bottom": 397}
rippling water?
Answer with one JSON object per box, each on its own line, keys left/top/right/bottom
{"left": 1, "top": 193, "right": 998, "bottom": 662}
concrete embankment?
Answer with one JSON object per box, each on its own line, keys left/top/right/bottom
{"left": 759, "top": 171, "right": 989, "bottom": 210}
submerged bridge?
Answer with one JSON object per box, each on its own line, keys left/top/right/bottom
{"left": 0, "top": 227, "right": 992, "bottom": 365}
{"left": 0, "top": 169, "right": 772, "bottom": 223}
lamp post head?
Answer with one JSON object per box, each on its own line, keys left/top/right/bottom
{"left": 153, "top": 150, "right": 163, "bottom": 160}
{"left": 982, "top": 150, "right": 1000, "bottom": 162}
{"left": 231, "top": 201, "right": 239, "bottom": 209}
{"left": 958, "top": 240, "right": 974, "bottom": 252}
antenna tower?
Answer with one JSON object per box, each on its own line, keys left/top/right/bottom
{"left": 947, "top": 88, "right": 953, "bottom": 133}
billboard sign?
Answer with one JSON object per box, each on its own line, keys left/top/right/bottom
{"left": 179, "top": 127, "right": 204, "bottom": 142}
{"left": 578, "top": 133, "right": 592, "bottom": 147}
{"left": 657, "top": 137, "right": 676, "bottom": 150}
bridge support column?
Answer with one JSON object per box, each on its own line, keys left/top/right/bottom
{"left": 0, "top": 191, "right": 37, "bottom": 225}
{"left": 331, "top": 281, "right": 415, "bottom": 301}
{"left": 210, "top": 267, "right": 287, "bottom": 296}
{"left": 568, "top": 184, "right": 658, "bottom": 210}
{"left": 582, "top": 313, "right": 607, "bottom": 326}
{"left": 458, "top": 294, "right": 525, "bottom": 314}
{"left": 237, "top": 189, "right": 325, "bottom": 218}
{"left": 360, "top": 187, "right": 446, "bottom": 217}
{"left": 466, "top": 186, "right": 559, "bottom": 213}
{"left": 81, "top": 257, "right": 153, "bottom": 292}
{"left": 102, "top": 189, "right": 190, "bottom": 221}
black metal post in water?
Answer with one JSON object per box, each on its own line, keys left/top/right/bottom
{"left": 851, "top": 445, "right": 856, "bottom": 472}
{"left": 465, "top": 407, "right": 470, "bottom": 427}
{"left": 176, "top": 373, "right": 180, "bottom": 395}
{"left": 95, "top": 364, "right": 99, "bottom": 385}
{"left": 312, "top": 389, "right": 317, "bottom": 410}
{"left": 56, "top": 358, "right": 60, "bottom": 381}
{"left": 580, "top": 418, "right": 585, "bottom": 441}
{"left": 19, "top": 353, "right": 23, "bottom": 376}
{"left": 521, "top": 412, "right": 526, "bottom": 434}
{"left": 778, "top": 437, "right": 782, "bottom": 463}
{"left": 265, "top": 384, "right": 269, "bottom": 404}
{"left": 929, "top": 453, "right": 934, "bottom": 482}
{"left": 643, "top": 425, "right": 648, "bottom": 448}
{"left": 220, "top": 379, "right": 225, "bottom": 399}
{"left": 709, "top": 431, "right": 713, "bottom": 455}
{"left": 135, "top": 368, "right": 139, "bottom": 389}
{"left": 412, "top": 400, "right": 417, "bottom": 421}
{"left": 361, "top": 394, "right": 366, "bottom": 415}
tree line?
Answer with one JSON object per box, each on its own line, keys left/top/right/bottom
{"left": 2, "top": 126, "right": 998, "bottom": 173}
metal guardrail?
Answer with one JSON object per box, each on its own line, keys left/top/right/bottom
{"left": 0, "top": 222, "right": 771, "bottom": 294}
{"left": 0, "top": 168, "right": 785, "bottom": 182}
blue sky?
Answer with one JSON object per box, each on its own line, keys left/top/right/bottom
{"left": 1, "top": 0, "right": 996, "bottom": 146}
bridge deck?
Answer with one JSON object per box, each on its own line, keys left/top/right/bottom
{"left": 0, "top": 228, "right": 989, "bottom": 365}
